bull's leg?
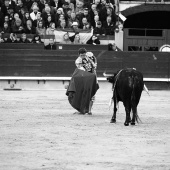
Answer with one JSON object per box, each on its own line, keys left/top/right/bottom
{"left": 110, "top": 98, "right": 117, "bottom": 123}
{"left": 124, "top": 104, "right": 131, "bottom": 126}
{"left": 131, "top": 106, "right": 137, "bottom": 125}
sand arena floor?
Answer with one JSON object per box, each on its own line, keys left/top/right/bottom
{"left": 0, "top": 83, "right": 170, "bottom": 170}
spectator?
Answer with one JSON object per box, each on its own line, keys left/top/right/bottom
{"left": 19, "top": 33, "right": 31, "bottom": 43}
{"left": 78, "top": 8, "right": 91, "bottom": 26}
{"left": 94, "top": 0, "right": 102, "bottom": 12}
{"left": 93, "top": 21, "right": 106, "bottom": 36}
{"left": 75, "top": 0, "right": 84, "bottom": 16}
{"left": 42, "top": 4, "right": 55, "bottom": 24}
{"left": 46, "top": 22, "right": 56, "bottom": 35}
{"left": 62, "top": 0, "right": 75, "bottom": 13}
{"left": 72, "top": 33, "right": 82, "bottom": 44}
{"left": 45, "top": 14, "right": 53, "bottom": 28}
{"left": 67, "top": 11, "right": 79, "bottom": 28}
{"left": 4, "top": 15, "right": 11, "bottom": 28}
{"left": 11, "top": 12, "right": 20, "bottom": 27}
{"left": 0, "top": 6, "right": 4, "bottom": 29}
{"left": 79, "top": 17, "right": 90, "bottom": 30}
{"left": 103, "top": 15, "right": 115, "bottom": 35}
{"left": 5, "top": 33, "right": 19, "bottom": 43}
{"left": 61, "top": 32, "right": 72, "bottom": 44}
{"left": 32, "top": 11, "right": 42, "bottom": 27}
{"left": 54, "top": 7, "right": 64, "bottom": 26}
{"left": 108, "top": 42, "right": 121, "bottom": 51}
{"left": 44, "top": 38, "right": 56, "bottom": 50}
{"left": 1, "top": 22, "right": 11, "bottom": 33}
{"left": 23, "top": 0, "right": 33, "bottom": 12}
{"left": 36, "top": 20, "right": 46, "bottom": 35}
{"left": 58, "top": 19, "right": 67, "bottom": 29}
{"left": 15, "top": 0, "right": 27, "bottom": 18}
{"left": 0, "top": 32, "right": 5, "bottom": 43}
{"left": 56, "top": 13, "right": 66, "bottom": 27}
{"left": 11, "top": 18, "right": 25, "bottom": 34}
{"left": 71, "top": 21, "right": 80, "bottom": 33}
{"left": 31, "top": 34, "right": 43, "bottom": 43}
{"left": 49, "top": 0, "right": 63, "bottom": 10}
{"left": 86, "top": 34, "right": 100, "bottom": 45}
{"left": 1, "top": 0, "right": 16, "bottom": 16}
{"left": 24, "top": 19, "right": 36, "bottom": 34}
{"left": 30, "top": 5, "right": 39, "bottom": 21}
{"left": 37, "top": 0, "right": 45, "bottom": 13}
{"left": 91, "top": 14, "right": 100, "bottom": 28}
{"left": 22, "top": 11, "right": 31, "bottom": 27}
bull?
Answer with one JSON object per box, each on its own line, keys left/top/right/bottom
{"left": 104, "top": 68, "right": 148, "bottom": 126}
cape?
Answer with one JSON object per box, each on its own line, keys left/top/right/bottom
{"left": 66, "top": 68, "right": 99, "bottom": 114}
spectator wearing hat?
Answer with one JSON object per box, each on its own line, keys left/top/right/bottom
{"left": 86, "top": 34, "right": 100, "bottom": 45}
{"left": 44, "top": 38, "right": 56, "bottom": 50}
{"left": 93, "top": 21, "right": 106, "bottom": 36}
{"left": 19, "top": 33, "right": 31, "bottom": 43}
{"left": 71, "top": 21, "right": 80, "bottom": 33}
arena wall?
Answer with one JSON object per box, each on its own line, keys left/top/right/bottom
{"left": 0, "top": 44, "right": 170, "bottom": 90}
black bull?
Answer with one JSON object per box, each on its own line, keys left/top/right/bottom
{"left": 105, "top": 69, "right": 144, "bottom": 126}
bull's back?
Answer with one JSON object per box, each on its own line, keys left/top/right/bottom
{"left": 116, "top": 69, "right": 144, "bottom": 104}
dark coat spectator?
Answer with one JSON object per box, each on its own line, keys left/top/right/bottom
{"left": 11, "top": 18, "right": 25, "bottom": 34}
{"left": 93, "top": 21, "right": 106, "bottom": 36}
{"left": 1, "top": 0, "right": 16, "bottom": 16}
{"left": 0, "top": 32, "right": 5, "bottom": 43}
{"left": 44, "top": 38, "right": 56, "bottom": 50}
{"left": 102, "top": 16, "right": 115, "bottom": 35}
{"left": 31, "top": 34, "right": 43, "bottom": 43}
{"left": 86, "top": 35, "right": 100, "bottom": 45}
{"left": 24, "top": 19, "right": 36, "bottom": 34}
{"left": 19, "top": 33, "right": 31, "bottom": 43}
{"left": 1, "top": 22, "right": 11, "bottom": 33}
{"left": 108, "top": 43, "right": 122, "bottom": 51}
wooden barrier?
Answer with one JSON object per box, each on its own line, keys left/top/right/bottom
{"left": 0, "top": 48, "right": 170, "bottom": 79}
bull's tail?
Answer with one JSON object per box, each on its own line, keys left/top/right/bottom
{"left": 131, "top": 77, "right": 142, "bottom": 124}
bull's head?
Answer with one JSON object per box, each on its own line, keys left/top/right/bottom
{"left": 103, "top": 72, "right": 116, "bottom": 83}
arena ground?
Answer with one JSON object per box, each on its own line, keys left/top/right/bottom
{"left": 0, "top": 82, "right": 170, "bottom": 170}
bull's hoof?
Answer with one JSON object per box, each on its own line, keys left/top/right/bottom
{"left": 124, "top": 122, "right": 129, "bottom": 126}
{"left": 131, "top": 122, "right": 135, "bottom": 125}
{"left": 110, "top": 119, "right": 116, "bottom": 123}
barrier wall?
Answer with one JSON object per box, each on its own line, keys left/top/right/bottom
{"left": 0, "top": 44, "right": 170, "bottom": 89}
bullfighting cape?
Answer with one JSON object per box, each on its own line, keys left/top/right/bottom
{"left": 66, "top": 68, "right": 99, "bottom": 114}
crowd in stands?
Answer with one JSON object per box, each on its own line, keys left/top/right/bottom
{"left": 0, "top": 0, "right": 122, "bottom": 44}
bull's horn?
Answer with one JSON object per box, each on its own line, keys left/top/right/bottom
{"left": 143, "top": 84, "right": 150, "bottom": 96}
{"left": 103, "top": 72, "right": 114, "bottom": 77}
